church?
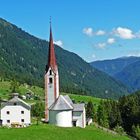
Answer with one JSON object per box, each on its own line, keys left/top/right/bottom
{"left": 44, "top": 24, "right": 86, "bottom": 128}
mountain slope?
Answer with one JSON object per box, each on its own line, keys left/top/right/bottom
{"left": 114, "top": 60, "right": 140, "bottom": 91}
{"left": 90, "top": 57, "right": 140, "bottom": 76}
{"left": 0, "top": 18, "right": 129, "bottom": 99}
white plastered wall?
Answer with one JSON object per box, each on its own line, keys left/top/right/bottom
{"left": 0, "top": 105, "right": 30, "bottom": 126}
{"left": 49, "top": 110, "right": 72, "bottom": 127}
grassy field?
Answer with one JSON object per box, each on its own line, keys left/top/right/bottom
{"left": 0, "top": 81, "right": 102, "bottom": 104}
{"left": 0, "top": 124, "right": 130, "bottom": 140}
{"left": 0, "top": 81, "right": 44, "bottom": 99}
{"left": 0, "top": 81, "right": 11, "bottom": 99}
{"left": 67, "top": 93, "right": 102, "bottom": 110}
{"left": 68, "top": 94, "right": 101, "bottom": 105}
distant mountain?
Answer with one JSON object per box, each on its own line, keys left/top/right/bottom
{"left": 90, "top": 56, "right": 140, "bottom": 92}
{"left": 90, "top": 57, "right": 140, "bottom": 76}
{"left": 0, "top": 18, "right": 129, "bottom": 99}
{"left": 114, "top": 60, "right": 140, "bottom": 91}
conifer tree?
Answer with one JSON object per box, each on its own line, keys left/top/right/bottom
{"left": 97, "top": 100, "right": 109, "bottom": 128}
{"left": 10, "top": 79, "right": 20, "bottom": 93}
{"left": 86, "top": 101, "right": 94, "bottom": 119}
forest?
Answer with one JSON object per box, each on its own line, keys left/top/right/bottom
{"left": 94, "top": 91, "right": 140, "bottom": 139}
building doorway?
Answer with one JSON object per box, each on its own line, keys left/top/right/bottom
{"left": 72, "top": 120, "right": 77, "bottom": 127}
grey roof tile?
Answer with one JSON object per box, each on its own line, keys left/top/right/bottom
{"left": 49, "top": 95, "right": 73, "bottom": 111}
{"left": 63, "top": 95, "right": 73, "bottom": 105}
{"left": 1, "top": 97, "right": 31, "bottom": 110}
{"left": 73, "top": 103, "right": 85, "bottom": 112}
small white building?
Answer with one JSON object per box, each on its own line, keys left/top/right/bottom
{"left": 86, "top": 118, "right": 93, "bottom": 125}
{"left": 0, "top": 94, "right": 31, "bottom": 127}
{"left": 73, "top": 104, "right": 86, "bottom": 128}
{"left": 49, "top": 95, "right": 73, "bottom": 127}
{"left": 63, "top": 95, "right": 86, "bottom": 128}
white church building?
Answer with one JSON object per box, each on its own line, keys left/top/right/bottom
{"left": 0, "top": 93, "right": 31, "bottom": 127}
{"left": 45, "top": 24, "right": 86, "bottom": 128}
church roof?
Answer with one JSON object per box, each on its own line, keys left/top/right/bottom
{"left": 63, "top": 95, "right": 73, "bottom": 105}
{"left": 49, "top": 95, "right": 73, "bottom": 111}
{"left": 73, "top": 103, "right": 85, "bottom": 112}
{"left": 1, "top": 96, "right": 31, "bottom": 110}
{"left": 46, "top": 23, "right": 57, "bottom": 73}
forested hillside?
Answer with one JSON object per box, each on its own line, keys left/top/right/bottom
{"left": 0, "top": 18, "right": 129, "bottom": 99}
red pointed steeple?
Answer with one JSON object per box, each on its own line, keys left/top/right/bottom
{"left": 45, "top": 19, "right": 59, "bottom": 122}
{"left": 46, "top": 22, "right": 57, "bottom": 72}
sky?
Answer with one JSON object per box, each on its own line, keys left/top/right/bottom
{"left": 1, "top": 0, "right": 140, "bottom": 62}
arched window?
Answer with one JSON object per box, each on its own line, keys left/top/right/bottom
{"left": 49, "top": 78, "right": 53, "bottom": 84}
{"left": 14, "top": 102, "right": 17, "bottom": 105}
{"left": 49, "top": 70, "right": 52, "bottom": 75}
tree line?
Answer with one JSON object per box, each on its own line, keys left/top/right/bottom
{"left": 91, "top": 91, "right": 140, "bottom": 139}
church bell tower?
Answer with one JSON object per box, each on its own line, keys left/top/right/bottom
{"left": 45, "top": 22, "right": 59, "bottom": 121}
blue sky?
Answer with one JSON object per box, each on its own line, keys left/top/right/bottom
{"left": 1, "top": 0, "right": 140, "bottom": 62}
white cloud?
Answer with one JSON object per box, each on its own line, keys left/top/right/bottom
{"left": 95, "top": 38, "right": 115, "bottom": 49}
{"left": 83, "top": 27, "right": 93, "bottom": 36}
{"left": 107, "top": 38, "right": 115, "bottom": 44}
{"left": 92, "top": 54, "right": 96, "bottom": 58}
{"left": 96, "top": 30, "right": 106, "bottom": 36}
{"left": 96, "top": 43, "right": 106, "bottom": 49}
{"left": 83, "top": 28, "right": 106, "bottom": 36}
{"left": 54, "top": 40, "right": 63, "bottom": 47}
{"left": 113, "top": 27, "right": 135, "bottom": 39}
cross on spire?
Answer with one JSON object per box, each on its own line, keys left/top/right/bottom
{"left": 49, "top": 16, "right": 52, "bottom": 26}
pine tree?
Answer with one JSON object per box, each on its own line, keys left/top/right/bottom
{"left": 31, "top": 102, "right": 45, "bottom": 125}
{"left": 132, "top": 125, "right": 140, "bottom": 140}
{"left": 97, "top": 100, "right": 109, "bottom": 128}
{"left": 86, "top": 101, "right": 94, "bottom": 119}
{"left": 10, "top": 79, "right": 20, "bottom": 93}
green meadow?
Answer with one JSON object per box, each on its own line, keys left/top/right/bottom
{"left": 68, "top": 93, "right": 101, "bottom": 104}
{"left": 0, "top": 124, "right": 130, "bottom": 140}
{"left": 0, "top": 81, "right": 101, "bottom": 104}
{"left": 0, "top": 81, "right": 43, "bottom": 99}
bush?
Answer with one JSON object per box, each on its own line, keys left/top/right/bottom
{"left": 114, "top": 125, "right": 125, "bottom": 135}
{"left": 132, "top": 125, "right": 140, "bottom": 140}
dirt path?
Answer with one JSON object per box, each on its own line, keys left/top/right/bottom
{"left": 94, "top": 122, "right": 117, "bottom": 135}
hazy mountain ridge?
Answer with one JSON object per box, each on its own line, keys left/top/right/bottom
{"left": 114, "top": 60, "right": 140, "bottom": 91}
{"left": 91, "top": 57, "right": 140, "bottom": 76}
{"left": 91, "top": 56, "right": 140, "bottom": 92}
